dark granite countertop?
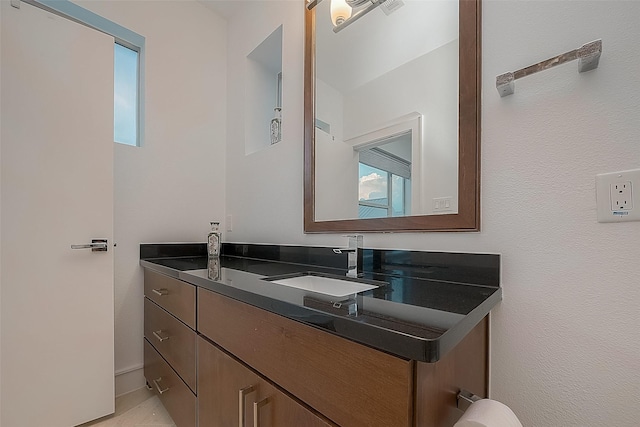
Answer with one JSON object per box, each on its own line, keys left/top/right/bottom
{"left": 140, "top": 243, "right": 502, "bottom": 362}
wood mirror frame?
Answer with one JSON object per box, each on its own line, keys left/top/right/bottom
{"left": 304, "top": 0, "right": 481, "bottom": 233}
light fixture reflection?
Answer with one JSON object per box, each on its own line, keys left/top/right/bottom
{"left": 308, "top": 0, "right": 392, "bottom": 33}
{"left": 330, "top": 0, "right": 352, "bottom": 26}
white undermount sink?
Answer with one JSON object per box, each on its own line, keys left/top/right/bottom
{"left": 267, "top": 274, "right": 379, "bottom": 297}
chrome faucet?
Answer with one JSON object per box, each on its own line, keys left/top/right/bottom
{"left": 333, "top": 235, "right": 363, "bottom": 278}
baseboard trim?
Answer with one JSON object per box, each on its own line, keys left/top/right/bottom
{"left": 115, "top": 364, "right": 145, "bottom": 397}
{"left": 115, "top": 363, "right": 144, "bottom": 377}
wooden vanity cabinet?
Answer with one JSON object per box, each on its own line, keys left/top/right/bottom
{"left": 143, "top": 270, "right": 197, "bottom": 426}
{"left": 198, "top": 335, "right": 334, "bottom": 427}
{"left": 198, "top": 288, "right": 414, "bottom": 427}
{"left": 415, "top": 318, "right": 488, "bottom": 426}
{"left": 197, "top": 287, "right": 488, "bottom": 427}
{"left": 143, "top": 268, "right": 488, "bottom": 427}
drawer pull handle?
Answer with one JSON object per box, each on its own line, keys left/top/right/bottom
{"left": 253, "top": 396, "right": 271, "bottom": 427}
{"left": 152, "top": 377, "right": 169, "bottom": 395}
{"left": 238, "top": 384, "right": 256, "bottom": 427}
{"left": 152, "top": 330, "right": 170, "bottom": 342}
{"left": 152, "top": 288, "right": 169, "bottom": 296}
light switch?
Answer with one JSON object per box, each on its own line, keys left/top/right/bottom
{"left": 433, "top": 197, "right": 453, "bottom": 212}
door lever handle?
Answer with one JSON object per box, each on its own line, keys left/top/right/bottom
{"left": 71, "top": 239, "right": 108, "bottom": 252}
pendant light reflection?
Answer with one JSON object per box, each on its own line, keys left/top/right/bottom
{"left": 330, "top": 0, "right": 352, "bottom": 26}
{"left": 307, "top": 0, "right": 389, "bottom": 33}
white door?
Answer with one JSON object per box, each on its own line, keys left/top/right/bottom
{"left": 1, "top": 1, "right": 115, "bottom": 426}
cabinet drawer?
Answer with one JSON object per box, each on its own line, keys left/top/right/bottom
{"left": 198, "top": 336, "right": 334, "bottom": 427}
{"left": 144, "top": 298, "right": 196, "bottom": 392}
{"left": 144, "top": 270, "right": 195, "bottom": 329}
{"left": 144, "top": 340, "right": 196, "bottom": 427}
{"left": 198, "top": 288, "right": 414, "bottom": 427}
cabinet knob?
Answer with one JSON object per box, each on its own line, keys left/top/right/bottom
{"left": 238, "top": 384, "right": 256, "bottom": 427}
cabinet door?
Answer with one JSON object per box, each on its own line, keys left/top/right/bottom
{"left": 198, "top": 335, "right": 259, "bottom": 426}
{"left": 198, "top": 288, "right": 412, "bottom": 427}
{"left": 197, "top": 336, "right": 333, "bottom": 427}
{"left": 253, "top": 380, "right": 334, "bottom": 427}
{"left": 415, "top": 318, "right": 488, "bottom": 427}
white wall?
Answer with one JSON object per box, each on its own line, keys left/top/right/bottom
{"left": 245, "top": 25, "right": 283, "bottom": 154}
{"left": 344, "top": 40, "right": 459, "bottom": 215}
{"left": 315, "top": 41, "right": 458, "bottom": 220}
{"left": 315, "top": 0, "right": 458, "bottom": 94}
{"left": 224, "top": 1, "right": 305, "bottom": 244}
{"left": 315, "top": 78, "right": 357, "bottom": 220}
{"left": 315, "top": 129, "right": 358, "bottom": 221}
{"left": 76, "top": 0, "right": 227, "bottom": 395}
{"left": 225, "top": 1, "right": 640, "bottom": 426}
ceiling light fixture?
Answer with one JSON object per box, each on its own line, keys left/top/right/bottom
{"left": 307, "top": 0, "right": 388, "bottom": 33}
{"left": 330, "top": 0, "right": 352, "bottom": 26}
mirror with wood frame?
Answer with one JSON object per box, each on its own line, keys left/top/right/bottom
{"left": 304, "top": 0, "right": 480, "bottom": 233}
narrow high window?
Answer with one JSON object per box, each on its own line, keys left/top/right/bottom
{"left": 114, "top": 43, "right": 139, "bottom": 146}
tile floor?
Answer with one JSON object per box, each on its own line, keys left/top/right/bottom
{"left": 80, "top": 387, "right": 176, "bottom": 427}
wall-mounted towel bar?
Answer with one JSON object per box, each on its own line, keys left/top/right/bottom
{"left": 496, "top": 39, "right": 602, "bottom": 97}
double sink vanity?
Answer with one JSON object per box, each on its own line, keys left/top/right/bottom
{"left": 140, "top": 242, "right": 501, "bottom": 427}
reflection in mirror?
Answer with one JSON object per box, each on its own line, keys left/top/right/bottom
{"left": 316, "top": 113, "right": 425, "bottom": 221}
{"left": 357, "top": 133, "right": 412, "bottom": 219}
{"left": 314, "top": 0, "right": 459, "bottom": 221}
{"left": 304, "top": 0, "right": 481, "bottom": 232}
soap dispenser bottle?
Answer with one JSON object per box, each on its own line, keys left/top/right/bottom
{"left": 270, "top": 107, "right": 282, "bottom": 145}
{"left": 207, "top": 221, "right": 221, "bottom": 257}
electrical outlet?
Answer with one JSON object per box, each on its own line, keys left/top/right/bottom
{"left": 610, "top": 182, "right": 632, "bottom": 211}
{"left": 596, "top": 169, "right": 640, "bottom": 222}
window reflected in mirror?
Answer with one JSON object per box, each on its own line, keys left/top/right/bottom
{"left": 358, "top": 135, "right": 412, "bottom": 219}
